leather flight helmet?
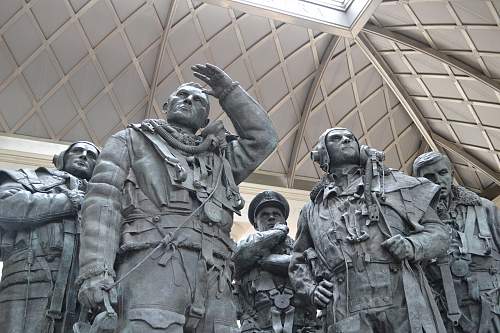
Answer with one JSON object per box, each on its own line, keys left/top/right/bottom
{"left": 310, "top": 128, "right": 384, "bottom": 173}
{"left": 53, "top": 141, "right": 101, "bottom": 170}
{"left": 248, "top": 190, "right": 290, "bottom": 227}
{"left": 310, "top": 128, "right": 360, "bottom": 173}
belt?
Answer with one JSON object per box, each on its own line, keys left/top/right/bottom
{"left": 122, "top": 213, "right": 236, "bottom": 251}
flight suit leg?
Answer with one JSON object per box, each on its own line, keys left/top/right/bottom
{"left": 195, "top": 263, "right": 238, "bottom": 333}
{"left": 116, "top": 248, "right": 193, "bottom": 333}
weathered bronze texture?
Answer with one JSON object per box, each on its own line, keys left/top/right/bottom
{"left": 234, "top": 190, "right": 320, "bottom": 333}
{"left": 0, "top": 141, "right": 99, "bottom": 333}
{"left": 76, "top": 63, "right": 278, "bottom": 332}
{"left": 414, "top": 152, "right": 500, "bottom": 332}
{"left": 289, "top": 128, "right": 450, "bottom": 333}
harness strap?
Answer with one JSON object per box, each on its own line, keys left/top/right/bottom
{"left": 185, "top": 258, "right": 208, "bottom": 333}
{"left": 133, "top": 124, "right": 188, "bottom": 184}
{"left": 478, "top": 296, "right": 493, "bottom": 333}
{"left": 437, "top": 259, "right": 475, "bottom": 332}
{"left": 44, "top": 218, "right": 77, "bottom": 333}
{"left": 475, "top": 205, "right": 492, "bottom": 255}
{"left": 271, "top": 306, "right": 294, "bottom": 333}
{"left": 462, "top": 206, "right": 476, "bottom": 254}
{"left": 374, "top": 194, "right": 447, "bottom": 333}
{"left": 61, "top": 233, "right": 80, "bottom": 333}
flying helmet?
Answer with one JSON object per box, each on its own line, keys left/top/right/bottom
{"left": 310, "top": 128, "right": 384, "bottom": 172}
{"left": 53, "top": 141, "right": 101, "bottom": 170}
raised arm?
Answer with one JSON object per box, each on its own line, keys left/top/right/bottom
{"left": 192, "top": 64, "right": 278, "bottom": 184}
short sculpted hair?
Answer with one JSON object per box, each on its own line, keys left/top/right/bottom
{"left": 412, "top": 151, "right": 451, "bottom": 176}
{"left": 163, "top": 82, "right": 211, "bottom": 114}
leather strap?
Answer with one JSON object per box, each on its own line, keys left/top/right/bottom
{"left": 271, "top": 306, "right": 295, "bottom": 333}
{"left": 478, "top": 296, "right": 493, "bottom": 333}
{"left": 437, "top": 258, "right": 474, "bottom": 332}
{"left": 462, "top": 206, "right": 476, "bottom": 254}
{"left": 62, "top": 234, "right": 80, "bottom": 333}
{"left": 134, "top": 125, "right": 191, "bottom": 187}
{"left": 374, "top": 194, "right": 447, "bottom": 333}
{"left": 185, "top": 258, "right": 208, "bottom": 333}
{"left": 475, "top": 205, "right": 492, "bottom": 255}
{"left": 44, "top": 218, "right": 77, "bottom": 333}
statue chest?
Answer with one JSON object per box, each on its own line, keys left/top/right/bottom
{"left": 308, "top": 195, "right": 403, "bottom": 265}
{"left": 125, "top": 131, "right": 242, "bottom": 224}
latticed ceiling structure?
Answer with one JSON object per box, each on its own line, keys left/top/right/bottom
{"left": 0, "top": 0, "right": 500, "bottom": 198}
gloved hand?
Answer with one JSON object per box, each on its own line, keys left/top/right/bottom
{"left": 191, "top": 63, "right": 236, "bottom": 100}
{"left": 78, "top": 274, "right": 117, "bottom": 311}
{"left": 382, "top": 234, "right": 415, "bottom": 261}
{"left": 272, "top": 223, "right": 289, "bottom": 235}
{"left": 312, "top": 280, "right": 334, "bottom": 309}
{"left": 61, "top": 188, "right": 85, "bottom": 212}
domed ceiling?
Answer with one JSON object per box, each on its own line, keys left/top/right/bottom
{"left": 0, "top": 0, "right": 499, "bottom": 197}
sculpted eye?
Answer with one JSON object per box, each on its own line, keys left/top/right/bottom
{"left": 177, "top": 91, "right": 187, "bottom": 98}
{"left": 194, "top": 96, "right": 201, "bottom": 101}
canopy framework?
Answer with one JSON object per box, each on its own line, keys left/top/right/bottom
{"left": 0, "top": 0, "right": 499, "bottom": 197}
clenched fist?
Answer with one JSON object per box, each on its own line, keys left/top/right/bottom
{"left": 312, "top": 280, "right": 334, "bottom": 309}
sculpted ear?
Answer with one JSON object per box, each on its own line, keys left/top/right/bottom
{"left": 203, "top": 118, "right": 210, "bottom": 128}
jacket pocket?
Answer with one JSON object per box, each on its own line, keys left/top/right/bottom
{"left": 348, "top": 262, "right": 392, "bottom": 312}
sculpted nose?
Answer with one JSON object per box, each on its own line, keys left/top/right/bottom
{"left": 341, "top": 135, "right": 351, "bottom": 143}
{"left": 184, "top": 95, "right": 193, "bottom": 105}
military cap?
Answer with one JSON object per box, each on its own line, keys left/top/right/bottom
{"left": 248, "top": 190, "right": 290, "bottom": 226}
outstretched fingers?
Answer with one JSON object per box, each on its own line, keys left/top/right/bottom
{"left": 192, "top": 71, "right": 211, "bottom": 84}
{"left": 192, "top": 64, "right": 214, "bottom": 76}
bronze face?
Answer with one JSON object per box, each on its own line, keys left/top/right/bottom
{"left": 325, "top": 128, "right": 360, "bottom": 170}
{"left": 255, "top": 205, "right": 286, "bottom": 232}
{"left": 165, "top": 84, "right": 209, "bottom": 132}
{"left": 417, "top": 158, "right": 453, "bottom": 200}
{"left": 63, "top": 142, "right": 99, "bottom": 180}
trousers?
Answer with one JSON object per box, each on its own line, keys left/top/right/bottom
{"left": 116, "top": 247, "right": 238, "bottom": 333}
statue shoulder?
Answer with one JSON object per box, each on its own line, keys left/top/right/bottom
{"left": 0, "top": 167, "right": 57, "bottom": 190}
{"left": 382, "top": 170, "right": 439, "bottom": 198}
{"left": 0, "top": 169, "right": 26, "bottom": 186}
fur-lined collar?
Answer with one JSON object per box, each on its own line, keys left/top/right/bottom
{"left": 451, "top": 185, "right": 482, "bottom": 206}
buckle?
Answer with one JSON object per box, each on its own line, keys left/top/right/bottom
{"left": 188, "top": 305, "right": 205, "bottom": 319}
{"left": 46, "top": 309, "right": 63, "bottom": 320}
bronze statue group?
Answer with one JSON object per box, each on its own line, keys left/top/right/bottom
{"left": 0, "top": 64, "right": 498, "bottom": 333}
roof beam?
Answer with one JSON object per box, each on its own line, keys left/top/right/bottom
{"left": 362, "top": 24, "right": 500, "bottom": 95}
{"left": 355, "top": 33, "right": 439, "bottom": 151}
{"left": 357, "top": 33, "right": 500, "bottom": 186}
{"left": 287, "top": 35, "right": 340, "bottom": 188}
{"left": 433, "top": 134, "right": 500, "bottom": 185}
{"left": 146, "top": 0, "right": 178, "bottom": 119}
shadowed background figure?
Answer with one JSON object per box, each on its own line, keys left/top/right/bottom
{"left": 233, "top": 190, "right": 319, "bottom": 333}
{"left": 414, "top": 152, "right": 500, "bottom": 333}
{"left": 0, "top": 141, "right": 99, "bottom": 333}
{"left": 76, "top": 63, "right": 278, "bottom": 332}
{"left": 289, "top": 127, "right": 450, "bottom": 333}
